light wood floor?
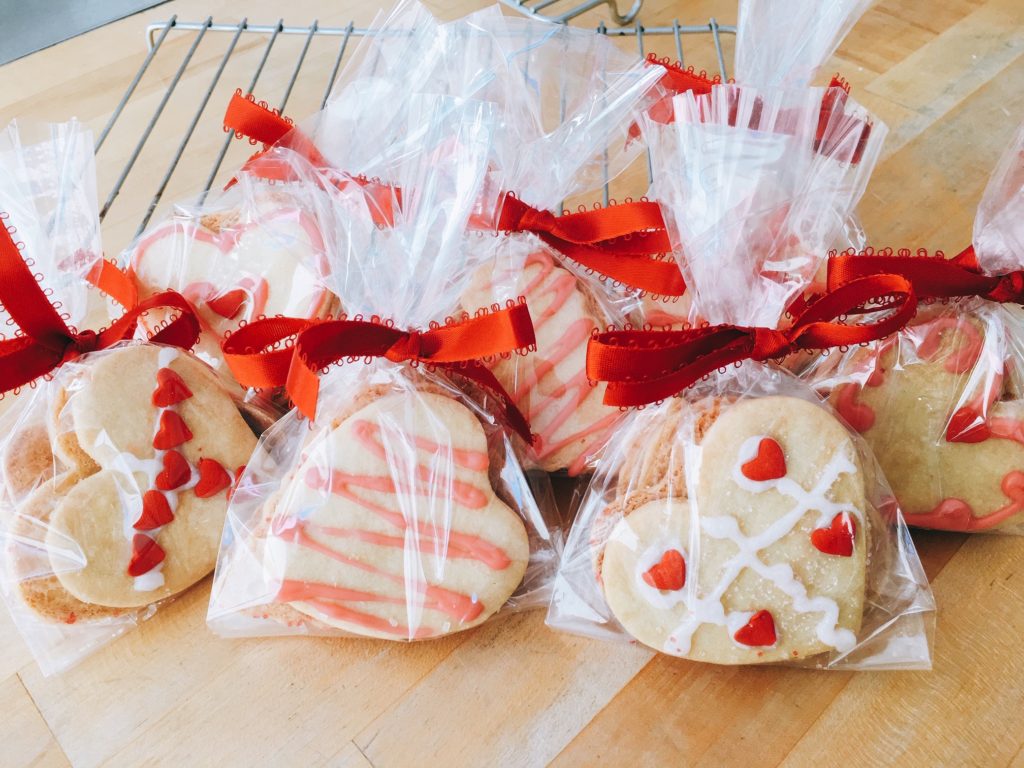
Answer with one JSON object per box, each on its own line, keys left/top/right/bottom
{"left": 1, "top": 0, "right": 1023, "bottom": 765}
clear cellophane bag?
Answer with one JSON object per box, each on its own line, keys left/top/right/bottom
{"left": 207, "top": 94, "right": 561, "bottom": 640}
{"left": 118, "top": 149, "right": 338, "bottom": 378}
{"left": 546, "top": 81, "right": 934, "bottom": 668}
{"left": 439, "top": 9, "right": 664, "bottom": 474}
{"left": 803, "top": 122, "right": 1024, "bottom": 534}
{"left": 547, "top": 365, "right": 935, "bottom": 669}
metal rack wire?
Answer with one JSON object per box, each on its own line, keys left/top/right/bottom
{"left": 94, "top": 15, "right": 735, "bottom": 253}
{"left": 499, "top": 0, "right": 644, "bottom": 25}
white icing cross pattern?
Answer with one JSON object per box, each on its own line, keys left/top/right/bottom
{"left": 660, "top": 435, "right": 861, "bottom": 656}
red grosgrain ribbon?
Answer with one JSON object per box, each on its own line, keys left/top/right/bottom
{"left": 827, "top": 245, "right": 1024, "bottom": 303}
{"left": 495, "top": 194, "right": 684, "bottom": 296}
{"left": 0, "top": 214, "right": 200, "bottom": 395}
{"left": 221, "top": 304, "right": 538, "bottom": 443}
{"left": 587, "top": 274, "right": 917, "bottom": 406}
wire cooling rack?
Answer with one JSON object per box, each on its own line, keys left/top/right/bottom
{"left": 94, "top": 15, "right": 735, "bottom": 254}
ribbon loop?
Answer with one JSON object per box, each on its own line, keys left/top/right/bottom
{"left": 588, "top": 274, "right": 917, "bottom": 407}
{"left": 220, "top": 303, "right": 537, "bottom": 444}
{"left": 827, "top": 245, "right": 1024, "bottom": 305}
{"left": 0, "top": 213, "right": 200, "bottom": 396}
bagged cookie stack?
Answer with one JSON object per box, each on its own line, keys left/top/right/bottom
{"left": 547, "top": 72, "right": 935, "bottom": 668}
{"left": 207, "top": 94, "right": 559, "bottom": 640}
{"left": 805, "top": 122, "right": 1024, "bottom": 534}
{"left": 0, "top": 122, "right": 265, "bottom": 674}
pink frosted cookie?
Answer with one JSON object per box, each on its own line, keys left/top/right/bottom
{"left": 601, "top": 396, "right": 867, "bottom": 664}
{"left": 258, "top": 388, "right": 530, "bottom": 639}
{"left": 827, "top": 306, "right": 1024, "bottom": 533}
{"left": 4, "top": 345, "right": 257, "bottom": 614}
{"left": 462, "top": 250, "right": 622, "bottom": 474}
{"left": 128, "top": 198, "right": 335, "bottom": 370}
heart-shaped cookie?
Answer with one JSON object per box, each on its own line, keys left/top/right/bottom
{"left": 129, "top": 201, "right": 334, "bottom": 369}
{"left": 827, "top": 304, "right": 1024, "bottom": 532}
{"left": 461, "top": 249, "right": 622, "bottom": 474}
{"left": 602, "top": 396, "right": 867, "bottom": 664}
{"left": 9, "top": 344, "right": 259, "bottom": 611}
{"left": 263, "top": 390, "right": 530, "bottom": 639}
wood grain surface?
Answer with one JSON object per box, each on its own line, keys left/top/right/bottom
{"left": 1, "top": 0, "right": 1023, "bottom": 766}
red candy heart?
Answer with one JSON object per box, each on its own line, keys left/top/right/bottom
{"left": 741, "top": 437, "right": 786, "bottom": 481}
{"left": 810, "top": 513, "right": 857, "bottom": 557}
{"left": 733, "top": 610, "right": 776, "bottom": 647}
{"left": 134, "top": 491, "right": 175, "bottom": 530}
{"left": 153, "top": 411, "right": 193, "bottom": 450}
{"left": 152, "top": 368, "right": 193, "bottom": 407}
{"left": 127, "top": 534, "right": 166, "bottom": 577}
{"left": 641, "top": 549, "right": 686, "bottom": 591}
{"left": 207, "top": 288, "right": 247, "bottom": 319}
{"left": 946, "top": 406, "right": 990, "bottom": 443}
{"left": 195, "top": 459, "right": 232, "bottom": 499}
{"left": 156, "top": 450, "right": 191, "bottom": 490}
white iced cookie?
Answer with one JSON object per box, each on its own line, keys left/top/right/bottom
{"left": 602, "top": 396, "right": 867, "bottom": 664}
{"left": 265, "top": 390, "right": 530, "bottom": 639}
{"left": 129, "top": 199, "right": 333, "bottom": 369}
{"left": 461, "top": 249, "right": 620, "bottom": 474}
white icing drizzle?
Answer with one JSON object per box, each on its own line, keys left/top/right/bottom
{"left": 132, "top": 563, "right": 166, "bottom": 592}
{"left": 660, "top": 439, "right": 860, "bottom": 656}
{"left": 130, "top": 347, "right": 186, "bottom": 591}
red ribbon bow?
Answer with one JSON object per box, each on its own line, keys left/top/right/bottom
{"left": 827, "top": 245, "right": 1024, "bottom": 303}
{"left": 0, "top": 215, "right": 200, "bottom": 395}
{"left": 221, "top": 303, "right": 537, "bottom": 443}
{"left": 224, "top": 89, "right": 685, "bottom": 296}
{"left": 495, "top": 194, "right": 683, "bottom": 296}
{"left": 587, "top": 274, "right": 916, "bottom": 406}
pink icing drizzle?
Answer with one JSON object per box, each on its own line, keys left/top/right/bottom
{"left": 513, "top": 251, "right": 621, "bottom": 473}
{"left": 271, "top": 418, "right": 512, "bottom": 637}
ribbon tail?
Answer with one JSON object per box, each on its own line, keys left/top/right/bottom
{"left": 442, "top": 361, "right": 535, "bottom": 446}
{"left": 0, "top": 340, "right": 62, "bottom": 394}
{"left": 222, "top": 316, "right": 314, "bottom": 389}
{"left": 545, "top": 235, "right": 686, "bottom": 296}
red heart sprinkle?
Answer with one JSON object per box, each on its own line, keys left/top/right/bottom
{"left": 810, "top": 513, "right": 857, "bottom": 557}
{"left": 946, "top": 406, "right": 990, "bottom": 443}
{"left": 152, "top": 368, "right": 193, "bottom": 407}
{"left": 127, "top": 534, "right": 166, "bottom": 577}
{"left": 156, "top": 450, "right": 191, "bottom": 490}
{"left": 195, "top": 459, "right": 232, "bottom": 499}
{"left": 641, "top": 549, "right": 686, "bottom": 591}
{"left": 207, "top": 288, "right": 247, "bottom": 319}
{"left": 153, "top": 410, "right": 193, "bottom": 450}
{"left": 741, "top": 437, "right": 786, "bottom": 482}
{"left": 734, "top": 610, "right": 776, "bottom": 647}
{"left": 134, "top": 491, "right": 175, "bottom": 530}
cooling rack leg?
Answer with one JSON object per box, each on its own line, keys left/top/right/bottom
{"left": 100, "top": 17, "right": 214, "bottom": 222}
{"left": 96, "top": 16, "right": 177, "bottom": 152}
{"left": 201, "top": 20, "right": 285, "bottom": 196}
{"left": 320, "top": 22, "right": 355, "bottom": 109}
{"left": 136, "top": 19, "right": 248, "bottom": 236}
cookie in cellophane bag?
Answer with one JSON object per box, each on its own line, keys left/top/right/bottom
{"left": 121, "top": 147, "right": 337, "bottom": 374}
{"left": 0, "top": 339, "right": 261, "bottom": 674}
{"left": 442, "top": 13, "right": 669, "bottom": 474}
{"left": 805, "top": 123, "right": 1024, "bottom": 533}
{"left": 207, "top": 361, "right": 559, "bottom": 640}
{"left": 548, "top": 366, "right": 934, "bottom": 669}
{"left": 208, "top": 93, "right": 560, "bottom": 640}
{"left": 0, "top": 120, "right": 104, "bottom": 421}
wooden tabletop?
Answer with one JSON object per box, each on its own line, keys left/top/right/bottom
{"left": 2, "top": 0, "right": 1024, "bottom": 765}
